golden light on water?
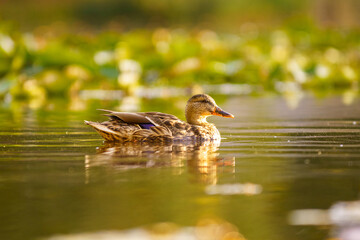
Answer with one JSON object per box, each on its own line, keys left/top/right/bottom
{"left": 205, "top": 183, "right": 262, "bottom": 196}
{"left": 45, "top": 218, "right": 247, "bottom": 240}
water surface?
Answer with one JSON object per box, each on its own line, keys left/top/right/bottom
{"left": 1, "top": 95, "right": 360, "bottom": 240}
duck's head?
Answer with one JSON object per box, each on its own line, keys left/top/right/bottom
{"left": 185, "top": 94, "right": 234, "bottom": 125}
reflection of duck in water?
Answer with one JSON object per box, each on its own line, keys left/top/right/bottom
{"left": 84, "top": 94, "right": 234, "bottom": 142}
{"left": 85, "top": 140, "right": 234, "bottom": 184}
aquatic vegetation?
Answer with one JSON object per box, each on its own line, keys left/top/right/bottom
{"left": 0, "top": 22, "right": 359, "bottom": 105}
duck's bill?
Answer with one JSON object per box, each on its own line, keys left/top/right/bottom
{"left": 212, "top": 107, "right": 234, "bottom": 118}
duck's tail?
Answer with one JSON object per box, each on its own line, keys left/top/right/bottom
{"left": 84, "top": 120, "right": 127, "bottom": 141}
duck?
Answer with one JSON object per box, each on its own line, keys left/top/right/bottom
{"left": 84, "top": 94, "right": 234, "bottom": 142}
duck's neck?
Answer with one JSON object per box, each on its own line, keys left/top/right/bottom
{"left": 186, "top": 114, "right": 209, "bottom": 126}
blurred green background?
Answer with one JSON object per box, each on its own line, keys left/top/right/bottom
{"left": 0, "top": 0, "right": 359, "bottom": 109}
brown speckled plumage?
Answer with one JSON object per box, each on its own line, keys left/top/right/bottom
{"left": 85, "top": 94, "right": 234, "bottom": 142}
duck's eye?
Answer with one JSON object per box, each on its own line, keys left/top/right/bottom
{"left": 203, "top": 105, "right": 213, "bottom": 112}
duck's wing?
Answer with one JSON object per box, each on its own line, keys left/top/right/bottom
{"left": 139, "top": 112, "right": 194, "bottom": 138}
{"left": 89, "top": 109, "right": 199, "bottom": 141}
{"left": 99, "top": 110, "right": 151, "bottom": 123}
{"left": 99, "top": 110, "right": 181, "bottom": 128}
